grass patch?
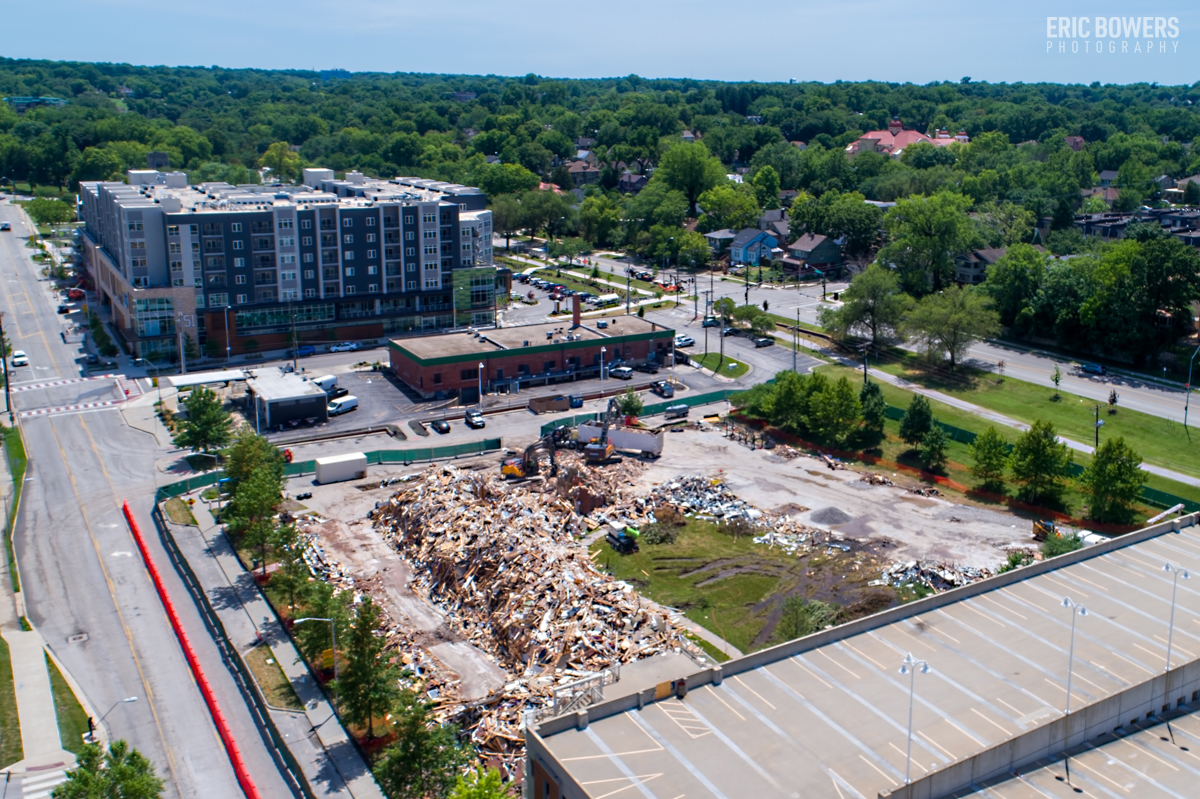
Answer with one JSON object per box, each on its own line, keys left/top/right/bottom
{"left": 871, "top": 353, "right": 1200, "bottom": 480}
{"left": 694, "top": 352, "right": 750, "bottom": 378}
{"left": 686, "top": 632, "right": 731, "bottom": 663}
{"left": 2, "top": 426, "right": 26, "bottom": 593}
{"left": 163, "top": 497, "right": 197, "bottom": 526}
{"left": 185, "top": 453, "right": 220, "bottom": 471}
{"left": 46, "top": 655, "right": 89, "bottom": 754}
{"left": 244, "top": 644, "right": 304, "bottom": 710}
{"left": 0, "top": 636, "right": 21, "bottom": 768}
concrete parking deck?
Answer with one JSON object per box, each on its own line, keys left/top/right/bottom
{"left": 532, "top": 514, "right": 1200, "bottom": 799}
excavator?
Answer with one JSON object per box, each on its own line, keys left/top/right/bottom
{"left": 501, "top": 426, "right": 572, "bottom": 479}
{"left": 583, "top": 398, "right": 621, "bottom": 465}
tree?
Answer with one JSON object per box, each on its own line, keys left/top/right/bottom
{"left": 789, "top": 190, "right": 883, "bottom": 261}
{"left": 713, "top": 296, "right": 736, "bottom": 323}
{"left": 655, "top": 142, "right": 727, "bottom": 216}
{"left": 777, "top": 596, "right": 838, "bottom": 641}
{"left": 475, "top": 163, "right": 539, "bottom": 198}
{"left": 818, "top": 263, "right": 913, "bottom": 346}
{"left": 340, "top": 597, "right": 401, "bottom": 740}
{"left": 1051, "top": 364, "right": 1062, "bottom": 399}
{"left": 489, "top": 194, "right": 524, "bottom": 250}
{"left": 877, "top": 191, "right": 977, "bottom": 292}
{"left": 292, "top": 581, "right": 352, "bottom": 672}
{"left": 1009, "top": 420, "right": 1072, "bottom": 504}
{"left": 981, "top": 243, "right": 1048, "bottom": 330}
{"left": 25, "top": 197, "right": 75, "bottom": 226}
{"left": 270, "top": 523, "right": 309, "bottom": 613}
{"left": 752, "top": 165, "right": 781, "bottom": 210}
{"left": 697, "top": 183, "right": 759, "bottom": 232}
{"left": 224, "top": 467, "right": 281, "bottom": 573}
{"left": 53, "top": 740, "right": 164, "bottom": 799}
{"left": 373, "top": 690, "right": 471, "bottom": 799}
{"left": 1081, "top": 194, "right": 1110, "bottom": 213}
{"left": 1080, "top": 436, "right": 1147, "bottom": 523}
{"left": 172, "top": 387, "right": 232, "bottom": 453}
{"left": 859, "top": 381, "right": 887, "bottom": 439}
{"left": 969, "top": 426, "right": 1009, "bottom": 489}
{"left": 259, "top": 141, "right": 301, "bottom": 182}
{"left": 448, "top": 768, "right": 508, "bottom": 799}
{"left": 919, "top": 424, "right": 948, "bottom": 472}
{"left": 617, "top": 386, "right": 644, "bottom": 418}
{"left": 905, "top": 285, "right": 1000, "bottom": 370}
{"left": 223, "top": 427, "right": 284, "bottom": 491}
{"left": 808, "top": 376, "right": 861, "bottom": 445}
{"left": 1184, "top": 179, "right": 1200, "bottom": 206}
{"left": 899, "top": 395, "right": 933, "bottom": 446}
{"left": 181, "top": 332, "right": 200, "bottom": 364}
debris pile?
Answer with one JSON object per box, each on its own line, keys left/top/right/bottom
{"left": 873, "top": 560, "right": 993, "bottom": 592}
{"left": 649, "top": 475, "right": 762, "bottom": 522}
{"left": 859, "top": 473, "right": 895, "bottom": 486}
{"left": 907, "top": 486, "right": 941, "bottom": 497}
{"left": 367, "top": 464, "right": 687, "bottom": 761}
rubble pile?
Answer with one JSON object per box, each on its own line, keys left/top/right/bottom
{"left": 908, "top": 486, "right": 941, "bottom": 497}
{"left": 859, "top": 473, "right": 895, "bottom": 486}
{"left": 649, "top": 475, "right": 762, "bottom": 522}
{"left": 367, "top": 464, "right": 686, "bottom": 759}
{"left": 873, "top": 560, "right": 993, "bottom": 592}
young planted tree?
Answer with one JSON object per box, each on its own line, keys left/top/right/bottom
{"left": 269, "top": 523, "right": 309, "bottom": 613}
{"left": 919, "top": 423, "right": 949, "bottom": 472}
{"left": 54, "top": 740, "right": 164, "bottom": 799}
{"left": 1008, "top": 420, "right": 1072, "bottom": 504}
{"left": 222, "top": 427, "right": 285, "bottom": 491}
{"left": 1051, "top": 364, "right": 1062, "bottom": 400}
{"left": 859, "top": 381, "right": 887, "bottom": 441}
{"left": 340, "top": 597, "right": 401, "bottom": 740}
{"left": 808, "top": 376, "right": 862, "bottom": 445}
{"left": 969, "top": 425, "right": 1009, "bottom": 490}
{"left": 898, "top": 394, "right": 933, "bottom": 446}
{"left": 224, "top": 467, "right": 281, "bottom": 574}
{"left": 776, "top": 596, "right": 839, "bottom": 641}
{"left": 448, "top": 768, "right": 508, "bottom": 799}
{"left": 373, "top": 690, "right": 471, "bottom": 799}
{"left": 292, "top": 580, "right": 353, "bottom": 671}
{"left": 172, "top": 387, "right": 232, "bottom": 453}
{"left": 1080, "top": 436, "right": 1147, "bottom": 523}
{"left": 617, "top": 386, "right": 644, "bottom": 418}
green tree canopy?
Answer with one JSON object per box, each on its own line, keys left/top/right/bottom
{"left": 1009, "top": 420, "right": 1072, "bottom": 504}
{"left": 340, "top": 597, "right": 401, "bottom": 740}
{"left": 53, "top": 740, "right": 163, "bottom": 799}
{"left": 878, "top": 191, "right": 977, "bottom": 292}
{"left": 920, "top": 424, "right": 948, "bottom": 471}
{"left": 697, "top": 183, "right": 759, "bottom": 233}
{"left": 1080, "top": 436, "right": 1147, "bottom": 523}
{"left": 859, "top": 380, "right": 886, "bottom": 438}
{"left": 905, "top": 285, "right": 1000, "bottom": 370}
{"left": 969, "top": 425, "right": 1009, "bottom": 489}
{"left": 752, "top": 164, "right": 781, "bottom": 210}
{"left": 259, "top": 141, "right": 301, "bottom": 182}
{"left": 373, "top": 690, "right": 471, "bottom": 799}
{"left": 898, "top": 394, "right": 933, "bottom": 446}
{"left": 172, "top": 387, "right": 232, "bottom": 453}
{"left": 656, "top": 142, "right": 727, "bottom": 216}
{"left": 818, "top": 263, "right": 913, "bottom": 346}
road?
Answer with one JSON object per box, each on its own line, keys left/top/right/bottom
{"left": 0, "top": 200, "right": 290, "bottom": 797}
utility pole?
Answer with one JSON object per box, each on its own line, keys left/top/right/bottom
{"left": 289, "top": 301, "right": 299, "bottom": 373}
{"left": 0, "top": 313, "right": 11, "bottom": 424}
{"left": 625, "top": 269, "right": 631, "bottom": 315}
{"left": 793, "top": 307, "right": 798, "bottom": 372}
{"left": 1185, "top": 342, "right": 1199, "bottom": 430}
{"left": 1093, "top": 404, "right": 1102, "bottom": 448}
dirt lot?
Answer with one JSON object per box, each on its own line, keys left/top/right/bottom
{"left": 632, "top": 427, "right": 1029, "bottom": 570}
{"left": 286, "top": 467, "right": 509, "bottom": 700}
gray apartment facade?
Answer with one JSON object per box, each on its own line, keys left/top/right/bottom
{"left": 78, "top": 167, "right": 495, "bottom": 359}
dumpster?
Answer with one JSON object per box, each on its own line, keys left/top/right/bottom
{"left": 568, "top": 394, "right": 583, "bottom": 409}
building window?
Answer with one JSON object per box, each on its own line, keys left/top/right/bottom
{"left": 423, "top": 213, "right": 436, "bottom": 224}
{"left": 234, "top": 257, "right": 245, "bottom": 267}
{"left": 280, "top": 254, "right": 296, "bottom": 264}
{"left": 277, "top": 218, "right": 294, "bottom": 230}
{"left": 168, "top": 242, "right": 181, "bottom": 254}
{"left": 405, "top": 231, "right": 414, "bottom": 240}
{"left": 365, "top": 217, "right": 376, "bottom": 226}
{"left": 281, "top": 271, "right": 297, "bottom": 281}
{"left": 461, "top": 258, "right": 473, "bottom": 266}
{"left": 128, "top": 221, "right": 143, "bottom": 232}
{"left": 171, "top": 278, "right": 184, "bottom": 287}
{"left": 302, "top": 236, "right": 312, "bottom": 246}
{"left": 235, "top": 275, "right": 246, "bottom": 285}
{"left": 231, "top": 223, "right": 243, "bottom": 233}
{"left": 209, "top": 293, "right": 229, "bottom": 306}
{"left": 304, "top": 270, "right": 315, "bottom": 279}
{"left": 343, "top": 234, "right": 353, "bottom": 244}
{"left": 206, "top": 256, "right": 224, "bottom": 268}
{"left": 406, "top": 280, "right": 417, "bottom": 289}
{"left": 367, "top": 265, "right": 378, "bottom": 275}
{"left": 344, "top": 267, "right": 355, "bottom": 276}
{"left": 424, "top": 244, "right": 437, "bottom": 256}
{"left": 424, "top": 278, "right": 438, "bottom": 288}
{"left": 170, "top": 260, "right": 183, "bottom": 271}
{"left": 281, "top": 289, "right": 298, "bottom": 300}
{"left": 167, "top": 225, "right": 179, "bottom": 236}
{"left": 346, "top": 285, "right": 356, "bottom": 294}
{"left": 189, "top": 225, "right": 199, "bottom": 235}
{"left": 305, "top": 288, "right": 316, "bottom": 298}
{"left": 344, "top": 251, "right": 355, "bottom": 261}
{"left": 232, "top": 240, "right": 244, "bottom": 250}
{"left": 423, "top": 229, "right": 436, "bottom": 239}
{"left": 366, "top": 233, "right": 376, "bottom": 243}
{"left": 367, "top": 250, "right": 376, "bottom": 260}
{"left": 433, "top": 373, "right": 442, "bottom": 384}
{"left": 131, "top": 257, "right": 147, "bottom": 268}
{"left": 279, "top": 237, "right": 295, "bottom": 247}
{"left": 406, "top": 247, "right": 415, "bottom": 257}
{"left": 462, "top": 243, "right": 472, "bottom": 252}
{"left": 192, "top": 242, "right": 200, "bottom": 253}
{"left": 343, "top": 218, "right": 353, "bottom": 228}
{"left": 236, "top": 294, "right": 248, "bottom": 304}
{"left": 300, "top": 219, "right": 312, "bottom": 229}
{"left": 207, "top": 274, "right": 227, "bottom": 287}
{"left": 130, "top": 240, "right": 146, "bottom": 250}
{"left": 303, "top": 253, "right": 314, "bottom": 263}
{"left": 368, "top": 284, "right": 378, "bottom": 293}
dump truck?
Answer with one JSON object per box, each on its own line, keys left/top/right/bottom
{"left": 578, "top": 422, "right": 665, "bottom": 459}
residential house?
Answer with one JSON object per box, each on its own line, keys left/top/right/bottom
{"left": 574, "top": 149, "right": 596, "bottom": 165}
{"left": 1065, "top": 135, "right": 1086, "bottom": 151}
{"left": 566, "top": 161, "right": 601, "bottom": 186}
{"left": 575, "top": 137, "right": 596, "bottom": 149}
{"left": 729, "top": 229, "right": 778, "bottom": 266}
{"left": 790, "top": 141, "right": 807, "bottom": 150}
{"left": 681, "top": 130, "right": 697, "bottom": 143}
{"left": 617, "top": 172, "right": 649, "bottom": 194}
{"left": 1098, "top": 170, "right": 1119, "bottom": 186}
{"left": 745, "top": 115, "right": 764, "bottom": 124}
{"left": 779, "top": 189, "right": 800, "bottom": 207}
{"left": 703, "top": 229, "right": 737, "bottom": 255}
{"left": 780, "top": 233, "right": 842, "bottom": 275}
{"left": 954, "top": 247, "right": 1009, "bottom": 285}
{"left": 845, "top": 117, "right": 965, "bottom": 160}
{"left": 451, "top": 91, "right": 477, "bottom": 102}
{"left": 1081, "top": 186, "right": 1120, "bottom": 206}
{"left": 758, "top": 209, "right": 789, "bottom": 241}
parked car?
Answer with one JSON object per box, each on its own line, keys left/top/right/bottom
{"left": 701, "top": 316, "right": 720, "bottom": 328}
{"left": 674, "top": 335, "right": 695, "bottom": 347}
{"left": 722, "top": 327, "right": 739, "bottom": 337}
{"left": 465, "top": 410, "right": 486, "bottom": 429}
{"left": 85, "top": 353, "right": 99, "bottom": 365}
{"left": 665, "top": 403, "right": 689, "bottom": 419}
{"left": 0, "top": 222, "right": 10, "bottom": 232}
{"left": 56, "top": 304, "right": 71, "bottom": 314}
{"left": 1080, "top": 363, "right": 1107, "bottom": 376}
{"left": 10, "top": 350, "right": 28, "bottom": 367}
{"left": 609, "top": 366, "right": 634, "bottom": 380}
{"left": 430, "top": 419, "right": 451, "bottom": 434}
{"left": 292, "top": 345, "right": 316, "bottom": 357}
{"left": 329, "top": 386, "right": 350, "bottom": 399}
{"left": 634, "top": 361, "right": 659, "bottom": 374}
{"left": 330, "top": 342, "right": 359, "bottom": 352}
{"left": 650, "top": 380, "right": 675, "bottom": 398}
{"left": 327, "top": 395, "right": 358, "bottom": 415}
{"left": 754, "top": 337, "right": 775, "bottom": 348}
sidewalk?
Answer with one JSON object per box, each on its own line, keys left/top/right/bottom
{"left": 178, "top": 499, "right": 383, "bottom": 799}
{"left": 0, "top": 432, "right": 78, "bottom": 781}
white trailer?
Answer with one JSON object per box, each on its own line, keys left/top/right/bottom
{"left": 577, "top": 423, "right": 664, "bottom": 457}
{"left": 315, "top": 452, "right": 368, "bottom": 484}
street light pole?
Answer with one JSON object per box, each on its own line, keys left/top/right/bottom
{"left": 0, "top": 311, "right": 13, "bottom": 423}
{"left": 1185, "top": 342, "right": 1200, "bottom": 429}
{"left": 899, "top": 653, "right": 929, "bottom": 785}
{"left": 224, "top": 305, "right": 232, "bottom": 362}
{"left": 294, "top": 616, "right": 338, "bottom": 683}
{"left": 599, "top": 346, "right": 606, "bottom": 383}
{"left": 477, "top": 362, "right": 484, "bottom": 409}
{"left": 1092, "top": 404, "right": 1102, "bottom": 449}
{"left": 1163, "top": 563, "right": 1189, "bottom": 672}
{"left": 1062, "top": 597, "right": 1088, "bottom": 714}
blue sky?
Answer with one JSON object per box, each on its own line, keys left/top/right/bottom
{"left": 5, "top": 0, "right": 1197, "bottom": 85}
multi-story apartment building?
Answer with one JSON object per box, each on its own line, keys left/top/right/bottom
{"left": 77, "top": 167, "right": 495, "bottom": 359}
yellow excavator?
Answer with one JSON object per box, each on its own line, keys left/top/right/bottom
{"left": 502, "top": 427, "right": 571, "bottom": 479}
{"left": 583, "top": 398, "right": 621, "bottom": 465}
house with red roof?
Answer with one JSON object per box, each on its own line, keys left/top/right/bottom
{"left": 845, "top": 118, "right": 969, "bottom": 159}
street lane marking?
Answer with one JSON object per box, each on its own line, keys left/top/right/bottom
{"left": 857, "top": 753, "right": 893, "bottom": 783}
{"left": 702, "top": 685, "right": 745, "bottom": 721}
{"left": 963, "top": 601, "right": 1007, "bottom": 628}
{"left": 731, "top": 675, "right": 776, "bottom": 709}
{"left": 789, "top": 656, "right": 833, "bottom": 689}
{"left": 972, "top": 707, "right": 1013, "bottom": 737}
{"left": 1152, "top": 635, "right": 1195, "bottom": 660}
{"left": 943, "top": 716, "right": 987, "bottom": 748}
{"left": 17, "top": 400, "right": 124, "bottom": 418}
{"left": 840, "top": 639, "right": 886, "bottom": 670}
{"left": 888, "top": 742, "right": 928, "bottom": 774}
{"left": 817, "top": 649, "right": 860, "bottom": 680}
{"left": 980, "top": 593, "right": 1027, "bottom": 620}
{"left": 578, "top": 774, "right": 664, "bottom": 799}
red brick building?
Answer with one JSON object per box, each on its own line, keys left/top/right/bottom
{"left": 387, "top": 317, "right": 675, "bottom": 401}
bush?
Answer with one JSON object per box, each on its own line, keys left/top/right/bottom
{"left": 776, "top": 596, "right": 839, "bottom": 641}
{"left": 1041, "top": 531, "right": 1082, "bottom": 559}
{"left": 640, "top": 524, "right": 678, "bottom": 545}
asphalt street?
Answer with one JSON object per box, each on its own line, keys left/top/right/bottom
{"left": 0, "top": 200, "right": 288, "bottom": 797}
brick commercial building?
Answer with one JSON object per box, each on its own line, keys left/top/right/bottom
{"left": 387, "top": 316, "right": 675, "bottom": 402}
{"left": 77, "top": 168, "right": 495, "bottom": 359}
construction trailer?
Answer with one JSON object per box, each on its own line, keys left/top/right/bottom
{"left": 315, "top": 452, "right": 368, "bottom": 484}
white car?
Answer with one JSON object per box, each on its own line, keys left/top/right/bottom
{"left": 330, "top": 342, "right": 359, "bottom": 353}
{"left": 674, "top": 335, "right": 695, "bottom": 348}
{"left": 10, "top": 350, "right": 28, "bottom": 367}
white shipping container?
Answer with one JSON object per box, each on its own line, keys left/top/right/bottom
{"left": 315, "top": 452, "right": 368, "bottom": 484}
{"left": 577, "top": 424, "right": 664, "bottom": 456}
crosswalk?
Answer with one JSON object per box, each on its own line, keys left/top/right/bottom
{"left": 17, "top": 399, "right": 126, "bottom": 418}
{"left": 10, "top": 375, "right": 117, "bottom": 393}
{"left": 20, "top": 766, "right": 68, "bottom": 798}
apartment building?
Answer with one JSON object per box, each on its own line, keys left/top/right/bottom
{"left": 77, "top": 167, "right": 495, "bottom": 359}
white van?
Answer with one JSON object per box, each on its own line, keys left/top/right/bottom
{"left": 595, "top": 293, "right": 621, "bottom": 308}
{"left": 311, "top": 374, "right": 338, "bottom": 393}
{"left": 327, "top": 395, "right": 358, "bottom": 416}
